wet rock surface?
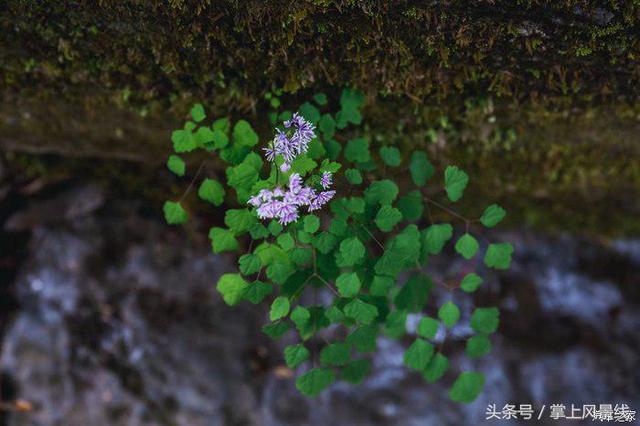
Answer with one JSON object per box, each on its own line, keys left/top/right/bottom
{"left": 0, "top": 185, "right": 639, "bottom": 425}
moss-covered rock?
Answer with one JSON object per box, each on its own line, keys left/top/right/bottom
{"left": 1, "top": 1, "right": 639, "bottom": 235}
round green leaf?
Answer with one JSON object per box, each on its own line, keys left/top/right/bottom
{"left": 465, "top": 335, "right": 492, "bottom": 358}
{"left": 484, "top": 243, "right": 514, "bottom": 269}
{"left": 163, "top": 201, "right": 187, "bottom": 225}
{"left": 480, "top": 204, "right": 506, "bottom": 227}
{"left": 336, "top": 272, "right": 361, "bottom": 298}
{"left": 303, "top": 215, "right": 320, "bottom": 233}
{"left": 449, "top": 372, "right": 485, "bottom": 403}
{"left": 216, "top": 273, "right": 248, "bottom": 306}
{"left": 198, "top": 179, "right": 225, "bottom": 206}
{"left": 438, "top": 301, "right": 460, "bottom": 328}
{"left": 285, "top": 344, "right": 310, "bottom": 369}
{"left": 269, "top": 296, "right": 291, "bottom": 321}
{"left": 460, "top": 272, "right": 483, "bottom": 293}
{"left": 470, "top": 307, "right": 500, "bottom": 334}
{"left": 375, "top": 205, "right": 402, "bottom": 232}
{"left": 403, "top": 338, "right": 434, "bottom": 371}
{"left": 380, "top": 146, "right": 401, "bottom": 167}
{"left": 295, "top": 368, "right": 335, "bottom": 397}
{"left": 417, "top": 317, "right": 439, "bottom": 339}
{"left": 166, "top": 155, "right": 185, "bottom": 176}
{"left": 444, "top": 165, "right": 469, "bottom": 202}
{"left": 455, "top": 233, "right": 479, "bottom": 260}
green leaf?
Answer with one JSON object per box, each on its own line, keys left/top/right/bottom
{"left": 249, "top": 223, "right": 269, "bottom": 240}
{"left": 268, "top": 221, "right": 283, "bottom": 236}
{"left": 277, "top": 233, "right": 295, "bottom": 251}
{"left": 345, "top": 168, "right": 363, "bottom": 185}
{"left": 262, "top": 321, "right": 291, "bottom": 339}
{"left": 345, "top": 138, "right": 371, "bottom": 163}
{"left": 403, "top": 338, "right": 434, "bottom": 371}
{"left": 163, "top": 201, "right": 187, "bottom": 225}
{"left": 318, "top": 114, "right": 336, "bottom": 138}
{"left": 312, "top": 231, "right": 338, "bottom": 254}
{"left": 480, "top": 204, "right": 506, "bottom": 227}
{"left": 346, "top": 325, "right": 378, "bottom": 352}
{"left": 394, "top": 274, "right": 431, "bottom": 312}
{"left": 266, "top": 262, "right": 294, "bottom": 284}
{"left": 243, "top": 281, "right": 273, "bottom": 304}
{"left": 449, "top": 372, "right": 485, "bottom": 403}
{"left": 232, "top": 120, "right": 258, "bottom": 147}
{"left": 384, "top": 309, "right": 407, "bottom": 339}
{"left": 375, "top": 225, "right": 420, "bottom": 277}
{"left": 455, "top": 233, "right": 479, "bottom": 259}
{"left": 484, "top": 243, "right": 514, "bottom": 270}
{"left": 285, "top": 344, "right": 310, "bottom": 369}
{"left": 208, "top": 227, "right": 239, "bottom": 253}
{"left": 342, "top": 359, "right": 371, "bottom": 384}
{"left": 465, "top": 335, "right": 492, "bottom": 358}
{"left": 319, "top": 159, "right": 341, "bottom": 174}
{"left": 313, "top": 93, "right": 328, "bottom": 106}
{"left": 212, "top": 117, "right": 230, "bottom": 133}
{"left": 295, "top": 368, "right": 335, "bottom": 397}
{"left": 324, "top": 139, "right": 342, "bottom": 160}
{"left": 417, "top": 317, "right": 439, "bottom": 339}
{"left": 344, "top": 299, "right": 378, "bottom": 324}
{"left": 227, "top": 163, "right": 259, "bottom": 191}
{"left": 320, "top": 342, "right": 351, "bottom": 366}
{"left": 329, "top": 219, "right": 348, "bottom": 236}
{"left": 171, "top": 128, "right": 197, "bottom": 153}
{"left": 239, "top": 254, "right": 261, "bottom": 275}
{"left": 444, "top": 166, "right": 469, "bottom": 202}
{"left": 336, "top": 272, "right": 361, "bottom": 298}
{"left": 339, "top": 237, "right": 365, "bottom": 266}
{"left": 397, "top": 190, "right": 424, "bottom": 222}
{"left": 325, "top": 305, "right": 345, "bottom": 323}
{"left": 211, "top": 129, "right": 229, "bottom": 149}
{"left": 470, "top": 307, "right": 500, "bottom": 334}
{"left": 409, "top": 151, "right": 434, "bottom": 186}
{"left": 224, "top": 209, "right": 256, "bottom": 236}
{"left": 340, "top": 87, "right": 365, "bottom": 111}
{"left": 303, "top": 215, "right": 320, "bottom": 233}
{"left": 299, "top": 102, "right": 321, "bottom": 124}
{"left": 460, "top": 273, "right": 483, "bottom": 293}
{"left": 297, "top": 231, "right": 313, "bottom": 244}
{"left": 364, "top": 180, "right": 399, "bottom": 205}
{"left": 270, "top": 296, "right": 291, "bottom": 321}
{"left": 438, "top": 301, "right": 460, "bottom": 328}
{"left": 422, "top": 353, "right": 449, "bottom": 383}
{"left": 380, "top": 146, "right": 401, "bottom": 167}
{"left": 195, "top": 126, "right": 215, "bottom": 147}
{"left": 198, "top": 179, "right": 225, "bottom": 206}
{"left": 216, "top": 274, "right": 248, "bottom": 306}
{"left": 375, "top": 205, "right": 402, "bottom": 232}
{"left": 190, "top": 103, "right": 206, "bottom": 122}
{"left": 422, "top": 224, "right": 453, "bottom": 255}
{"left": 370, "top": 275, "right": 394, "bottom": 297}
{"left": 290, "top": 155, "right": 318, "bottom": 176}
{"left": 290, "top": 247, "right": 313, "bottom": 267}
{"left": 166, "top": 155, "right": 185, "bottom": 176}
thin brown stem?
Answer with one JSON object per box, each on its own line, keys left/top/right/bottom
{"left": 179, "top": 161, "right": 205, "bottom": 202}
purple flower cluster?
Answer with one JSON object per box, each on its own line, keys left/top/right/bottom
{"left": 248, "top": 173, "right": 335, "bottom": 225}
{"left": 248, "top": 113, "right": 335, "bottom": 225}
{"left": 263, "top": 113, "right": 316, "bottom": 172}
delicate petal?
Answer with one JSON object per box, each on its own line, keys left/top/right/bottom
{"left": 280, "top": 162, "right": 291, "bottom": 172}
{"left": 320, "top": 171, "right": 333, "bottom": 189}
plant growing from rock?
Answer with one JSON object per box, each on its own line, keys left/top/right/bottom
{"left": 163, "top": 89, "right": 513, "bottom": 403}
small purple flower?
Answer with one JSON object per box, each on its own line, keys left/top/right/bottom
{"left": 308, "top": 190, "right": 336, "bottom": 211}
{"left": 263, "top": 147, "right": 275, "bottom": 162}
{"left": 320, "top": 171, "right": 333, "bottom": 189}
{"left": 277, "top": 203, "right": 298, "bottom": 225}
{"left": 280, "top": 162, "right": 291, "bottom": 172}
{"left": 288, "top": 173, "right": 302, "bottom": 193}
